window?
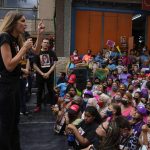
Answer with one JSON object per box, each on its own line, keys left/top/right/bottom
{"left": 0, "top": 0, "right": 4, "bottom": 7}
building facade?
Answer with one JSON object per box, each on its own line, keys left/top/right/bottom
{"left": 55, "top": 0, "right": 150, "bottom": 57}
{"left": 0, "top": 0, "right": 55, "bottom": 37}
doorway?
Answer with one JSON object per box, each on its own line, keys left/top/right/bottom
{"left": 132, "top": 14, "right": 146, "bottom": 49}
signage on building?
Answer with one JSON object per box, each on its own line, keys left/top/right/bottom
{"left": 120, "top": 36, "right": 127, "bottom": 48}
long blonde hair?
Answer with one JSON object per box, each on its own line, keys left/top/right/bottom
{"left": 0, "top": 11, "right": 24, "bottom": 47}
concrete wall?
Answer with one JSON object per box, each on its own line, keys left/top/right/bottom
{"left": 38, "top": 0, "right": 55, "bottom": 34}
{"left": 55, "top": 0, "right": 64, "bottom": 56}
{"left": 64, "top": 0, "right": 72, "bottom": 56}
{"left": 38, "top": 0, "right": 55, "bottom": 20}
{"left": 0, "top": 0, "right": 55, "bottom": 36}
{"left": 55, "top": 0, "right": 73, "bottom": 57}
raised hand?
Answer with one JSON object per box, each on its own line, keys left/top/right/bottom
{"left": 37, "top": 19, "right": 45, "bottom": 34}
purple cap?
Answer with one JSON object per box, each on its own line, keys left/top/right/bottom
{"left": 84, "top": 90, "right": 93, "bottom": 97}
{"left": 136, "top": 105, "right": 147, "bottom": 115}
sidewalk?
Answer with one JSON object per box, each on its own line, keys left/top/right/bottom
{"left": 19, "top": 93, "right": 68, "bottom": 150}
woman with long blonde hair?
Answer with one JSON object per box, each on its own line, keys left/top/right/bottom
{"left": 0, "top": 11, "right": 45, "bottom": 150}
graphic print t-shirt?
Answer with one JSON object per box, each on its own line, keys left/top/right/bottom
{"left": 34, "top": 49, "right": 58, "bottom": 73}
{"left": 40, "top": 53, "right": 51, "bottom": 68}
{"left": 0, "top": 32, "right": 21, "bottom": 78}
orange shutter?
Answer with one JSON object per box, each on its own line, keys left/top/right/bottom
{"left": 103, "top": 12, "right": 118, "bottom": 48}
{"left": 75, "top": 11, "right": 90, "bottom": 54}
{"left": 88, "top": 11, "right": 102, "bottom": 55}
{"left": 75, "top": 11, "right": 132, "bottom": 54}
{"left": 117, "top": 13, "right": 132, "bottom": 46}
{"left": 75, "top": 11, "right": 102, "bottom": 55}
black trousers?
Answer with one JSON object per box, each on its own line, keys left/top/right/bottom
{"left": 20, "top": 78, "right": 27, "bottom": 113}
{"left": 36, "top": 75, "right": 55, "bottom": 107}
{"left": 0, "top": 80, "right": 21, "bottom": 150}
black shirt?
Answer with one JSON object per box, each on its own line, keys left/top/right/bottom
{"left": 74, "top": 120, "right": 99, "bottom": 149}
{"left": 34, "top": 49, "right": 58, "bottom": 73}
{"left": 0, "top": 32, "right": 21, "bottom": 79}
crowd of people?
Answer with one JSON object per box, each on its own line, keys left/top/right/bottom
{"left": 53, "top": 46, "right": 150, "bottom": 150}
{"left": 1, "top": 10, "right": 150, "bottom": 150}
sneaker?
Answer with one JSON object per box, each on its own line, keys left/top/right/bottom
{"left": 34, "top": 106, "right": 41, "bottom": 113}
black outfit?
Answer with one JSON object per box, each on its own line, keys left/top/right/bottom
{"left": 19, "top": 55, "right": 29, "bottom": 114}
{"left": 0, "top": 32, "right": 21, "bottom": 150}
{"left": 74, "top": 120, "right": 99, "bottom": 150}
{"left": 34, "top": 49, "right": 58, "bottom": 106}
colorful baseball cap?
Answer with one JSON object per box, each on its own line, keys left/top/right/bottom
{"left": 84, "top": 90, "right": 93, "bottom": 97}
{"left": 68, "top": 104, "right": 80, "bottom": 114}
{"left": 68, "top": 74, "right": 76, "bottom": 84}
{"left": 136, "top": 105, "right": 147, "bottom": 115}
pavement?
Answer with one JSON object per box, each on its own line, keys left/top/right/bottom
{"left": 19, "top": 93, "right": 68, "bottom": 150}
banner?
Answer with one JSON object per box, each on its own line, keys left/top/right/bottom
{"left": 142, "top": 0, "right": 150, "bottom": 11}
{"left": 106, "top": 40, "right": 115, "bottom": 48}
{"left": 94, "top": 68, "right": 109, "bottom": 81}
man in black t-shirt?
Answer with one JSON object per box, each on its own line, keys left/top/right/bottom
{"left": 33, "top": 38, "right": 58, "bottom": 112}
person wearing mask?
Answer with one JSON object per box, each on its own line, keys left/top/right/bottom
{"left": 94, "top": 51, "right": 104, "bottom": 67}
{"left": 106, "top": 78, "right": 113, "bottom": 95}
{"left": 92, "top": 77, "right": 100, "bottom": 92}
{"left": 66, "top": 56, "right": 76, "bottom": 76}
{"left": 97, "top": 103, "right": 122, "bottom": 139}
{"left": 132, "top": 81, "right": 141, "bottom": 96}
{"left": 112, "top": 91, "right": 122, "bottom": 104}
{"left": 109, "top": 69, "right": 118, "bottom": 81}
{"left": 82, "top": 80, "right": 93, "bottom": 99}
{"left": 121, "top": 93, "right": 134, "bottom": 120}
{"left": 127, "top": 84, "right": 134, "bottom": 96}
{"left": 109, "top": 81, "right": 119, "bottom": 97}
{"left": 70, "top": 49, "right": 82, "bottom": 64}
{"left": 0, "top": 11, "right": 45, "bottom": 150}
{"left": 119, "top": 84, "right": 127, "bottom": 96}
{"left": 82, "top": 49, "right": 92, "bottom": 63}
{"left": 133, "top": 91, "right": 144, "bottom": 107}
{"left": 33, "top": 38, "right": 58, "bottom": 112}
{"left": 82, "top": 90, "right": 93, "bottom": 112}
{"left": 119, "top": 67, "right": 131, "bottom": 87}
{"left": 116, "top": 59, "right": 124, "bottom": 74}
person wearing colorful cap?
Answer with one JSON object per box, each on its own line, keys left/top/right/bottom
{"left": 82, "top": 90, "right": 93, "bottom": 111}
{"left": 66, "top": 74, "right": 76, "bottom": 93}
{"left": 130, "top": 105, "right": 146, "bottom": 137}
{"left": 66, "top": 104, "right": 81, "bottom": 126}
{"left": 121, "top": 93, "right": 134, "bottom": 120}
